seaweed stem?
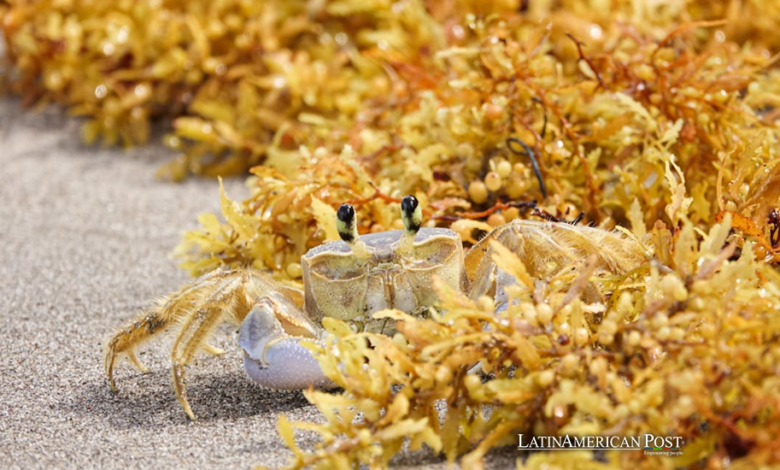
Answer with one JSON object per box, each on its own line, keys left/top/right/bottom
{"left": 506, "top": 137, "right": 548, "bottom": 200}
{"left": 566, "top": 33, "right": 605, "bottom": 89}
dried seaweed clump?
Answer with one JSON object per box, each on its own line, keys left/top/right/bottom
{"left": 168, "top": 1, "right": 780, "bottom": 280}
{"left": 263, "top": 215, "right": 780, "bottom": 469}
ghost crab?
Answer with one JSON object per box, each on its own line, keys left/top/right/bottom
{"left": 105, "top": 196, "right": 644, "bottom": 420}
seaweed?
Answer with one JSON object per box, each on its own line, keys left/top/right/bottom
{"left": 257, "top": 214, "right": 780, "bottom": 470}
{"left": 166, "top": 1, "right": 780, "bottom": 280}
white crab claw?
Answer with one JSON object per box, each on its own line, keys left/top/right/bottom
{"left": 238, "top": 303, "right": 334, "bottom": 390}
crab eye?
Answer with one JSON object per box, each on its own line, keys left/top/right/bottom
{"left": 401, "top": 195, "right": 422, "bottom": 235}
{"left": 337, "top": 203, "right": 357, "bottom": 243}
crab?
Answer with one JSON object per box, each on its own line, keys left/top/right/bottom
{"left": 104, "top": 196, "right": 645, "bottom": 420}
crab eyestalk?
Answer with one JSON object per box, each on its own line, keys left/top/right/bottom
{"left": 399, "top": 195, "right": 422, "bottom": 251}
{"left": 337, "top": 203, "right": 369, "bottom": 256}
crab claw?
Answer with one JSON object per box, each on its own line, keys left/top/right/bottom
{"left": 238, "top": 299, "right": 334, "bottom": 390}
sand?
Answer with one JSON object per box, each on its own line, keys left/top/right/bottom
{"left": 0, "top": 99, "right": 517, "bottom": 469}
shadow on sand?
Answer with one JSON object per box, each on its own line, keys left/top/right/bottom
{"left": 60, "top": 369, "right": 314, "bottom": 429}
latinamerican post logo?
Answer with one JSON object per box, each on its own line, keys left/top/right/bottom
{"left": 518, "top": 434, "right": 683, "bottom": 456}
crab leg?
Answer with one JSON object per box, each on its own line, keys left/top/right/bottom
{"left": 105, "top": 269, "right": 232, "bottom": 391}
{"left": 238, "top": 297, "right": 334, "bottom": 390}
{"left": 169, "top": 274, "right": 250, "bottom": 420}
{"left": 171, "top": 306, "right": 227, "bottom": 420}
{"left": 106, "top": 268, "right": 309, "bottom": 420}
{"left": 465, "top": 220, "right": 647, "bottom": 300}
